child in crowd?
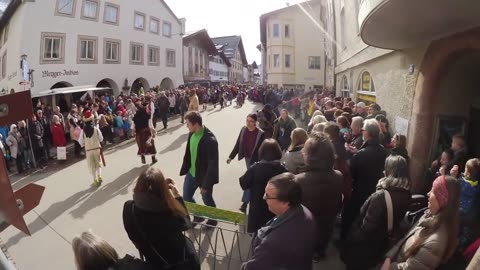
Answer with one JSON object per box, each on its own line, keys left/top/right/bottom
{"left": 451, "top": 158, "right": 480, "bottom": 249}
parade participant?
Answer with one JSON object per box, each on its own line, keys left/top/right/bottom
{"left": 132, "top": 103, "right": 157, "bottom": 165}
{"left": 180, "top": 111, "right": 219, "bottom": 227}
{"left": 188, "top": 89, "right": 199, "bottom": 112}
{"left": 228, "top": 113, "right": 266, "bottom": 213}
{"left": 78, "top": 110, "right": 104, "bottom": 187}
{"left": 156, "top": 92, "right": 170, "bottom": 129}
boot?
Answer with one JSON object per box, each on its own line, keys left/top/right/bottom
{"left": 239, "top": 202, "right": 247, "bottom": 213}
{"left": 151, "top": 155, "right": 157, "bottom": 165}
{"left": 141, "top": 155, "right": 146, "bottom": 164}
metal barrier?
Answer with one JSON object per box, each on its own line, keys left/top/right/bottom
{"left": 184, "top": 202, "right": 253, "bottom": 270}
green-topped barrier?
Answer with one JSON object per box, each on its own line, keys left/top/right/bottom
{"left": 185, "top": 202, "right": 246, "bottom": 225}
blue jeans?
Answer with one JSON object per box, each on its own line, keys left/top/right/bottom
{"left": 242, "top": 158, "right": 252, "bottom": 204}
{"left": 183, "top": 172, "right": 216, "bottom": 207}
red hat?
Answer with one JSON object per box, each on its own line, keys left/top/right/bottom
{"left": 83, "top": 110, "right": 94, "bottom": 122}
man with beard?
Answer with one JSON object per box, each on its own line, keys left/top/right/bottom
{"left": 132, "top": 103, "right": 157, "bottom": 165}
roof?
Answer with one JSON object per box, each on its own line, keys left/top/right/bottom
{"left": 211, "top": 35, "right": 248, "bottom": 65}
{"left": 159, "top": 0, "right": 183, "bottom": 25}
{"left": 183, "top": 29, "right": 218, "bottom": 55}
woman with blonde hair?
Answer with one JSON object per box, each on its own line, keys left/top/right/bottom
{"left": 72, "top": 231, "right": 154, "bottom": 270}
{"left": 382, "top": 175, "right": 461, "bottom": 270}
{"left": 282, "top": 128, "right": 308, "bottom": 174}
{"left": 122, "top": 167, "right": 200, "bottom": 269}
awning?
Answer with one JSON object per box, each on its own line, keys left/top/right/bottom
{"left": 33, "top": 85, "right": 111, "bottom": 98}
{"left": 359, "top": 0, "right": 480, "bottom": 50}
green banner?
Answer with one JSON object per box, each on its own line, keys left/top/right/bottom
{"left": 185, "top": 202, "right": 246, "bottom": 225}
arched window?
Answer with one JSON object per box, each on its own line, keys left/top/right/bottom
{"left": 358, "top": 71, "right": 376, "bottom": 92}
{"left": 357, "top": 70, "right": 377, "bottom": 104}
{"left": 341, "top": 75, "right": 350, "bottom": 98}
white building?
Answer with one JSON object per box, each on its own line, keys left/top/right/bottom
{"left": 260, "top": 0, "right": 333, "bottom": 91}
{"left": 211, "top": 36, "right": 248, "bottom": 84}
{"left": 0, "top": 0, "right": 184, "bottom": 104}
{"left": 209, "top": 48, "right": 230, "bottom": 83}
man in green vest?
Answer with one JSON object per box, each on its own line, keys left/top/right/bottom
{"left": 180, "top": 111, "right": 219, "bottom": 227}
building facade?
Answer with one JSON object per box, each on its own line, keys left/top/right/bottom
{"left": 333, "top": 0, "right": 480, "bottom": 191}
{"left": 260, "top": 0, "right": 333, "bottom": 91}
{"left": 209, "top": 49, "right": 230, "bottom": 84}
{"left": 0, "top": 0, "right": 184, "bottom": 103}
{"left": 182, "top": 29, "right": 217, "bottom": 85}
{"left": 211, "top": 36, "right": 247, "bottom": 84}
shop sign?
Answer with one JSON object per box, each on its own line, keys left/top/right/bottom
{"left": 42, "top": 70, "right": 79, "bottom": 78}
{"left": 357, "top": 93, "right": 376, "bottom": 103}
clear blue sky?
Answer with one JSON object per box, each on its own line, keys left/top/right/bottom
{"left": 165, "top": 0, "right": 306, "bottom": 65}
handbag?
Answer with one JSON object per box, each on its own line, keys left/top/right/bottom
{"left": 131, "top": 204, "right": 195, "bottom": 270}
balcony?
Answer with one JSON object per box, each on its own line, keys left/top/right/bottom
{"left": 358, "top": 0, "right": 480, "bottom": 50}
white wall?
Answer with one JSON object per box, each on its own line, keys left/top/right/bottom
{"left": 1, "top": 0, "right": 184, "bottom": 96}
{"left": 209, "top": 55, "right": 228, "bottom": 82}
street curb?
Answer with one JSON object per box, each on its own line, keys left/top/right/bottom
{"left": 0, "top": 237, "right": 16, "bottom": 268}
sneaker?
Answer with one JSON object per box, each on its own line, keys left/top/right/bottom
{"left": 97, "top": 176, "right": 103, "bottom": 185}
{"left": 239, "top": 202, "right": 247, "bottom": 213}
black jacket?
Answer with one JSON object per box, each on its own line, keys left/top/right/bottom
{"left": 342, "top": 187, "right": 411, "bottom": 268}
{"left": 229, "top": 127, "right": 265, "bottom": 163}
{"left": 156, "top": 96, "right": 170, "bottom": 115}
{"left": 351, "top": 139, "right": 387, "bottom": 202}
{"left": 239, "top": 160, "right": 287, "bottom": 233}
{"left": 180, "top": 127, "right": 219, "bottom": 190}
{"left": 114, "top": 255, "right": 156, "bottom": 270}
{"left": 122, "top": 197, "right": 200, "bottom": 270}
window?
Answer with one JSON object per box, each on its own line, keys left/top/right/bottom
{"left": 273, "top": 54, "right": 280, "bottom": 67}
{"left": 308, "top": 56, "right": 321, "bottom": 69}
{"left": 40, "top": 32, "right": 66, "bottom": 64}
{"left": 150, "top": 17, "right": 159, "bottom": 34}
{"left": 130, "top": 42, "right": 144, "bottom": 64}
{"left": 1, "top": 52, "right": 5, "bottom": 79}
{"left": 285, "top": 25, "right": 290, "bottom": 38}
{"left": 56, "top": 0, "right": 76, "bottom": 16}
{"left": 134, "top": 12, "right": 146, "bottom": 30}
{"left": 77, "top": 36, "right": 97, "bottom": 63}
{"left": 166, "top": 49, "right": 176, "bottom": 67}
{"left": 3, "top": 24, "right": 8, "bottom": 44}
{"left": 81, "top": 0, "right": 98, "bottom": 20}
{"left": 104, "top": 38, "right": 120, "bottom": 63}
{"left": 163, "top": 22, "right": 172, "bottom": 37}
{"left": 285, "top": 54, "right": 291, "bottom": 68}
{"left": 104, "top": 3, "right": 119, "bottom": 25}
{"left": 148, "top": 45, "right": 160, "bottom": 65}
{"left": 358, "top": 71, "right": 376, "bottom": 92}
{"left": 273, "top": 24, "right": 280, "bottom": 37}
{"left": 341, "top": 75, "right": 350, "bottom": 97}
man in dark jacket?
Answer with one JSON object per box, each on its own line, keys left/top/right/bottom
{"left": 36, "top": 109, "right": 52, "bottom": 159}
{"left": 341, "top": 118, "right": 387, "bottom": 242}
{"left": 156, "top": 92, "right": 170, "bottom": 129}
{"left": 178, "top": 92, "right": 189, "bottom": 124}
{"left": 272, "top": 109, "right": 297, "bottom": 151}
{"left": 295, "top": 132, "right": 343, "bottom": 260}
{"left": 241, "top": 173, "right": 316, "bottom": 270}
{"left": 180, "top": 111, "right": 219, "bottom": 227}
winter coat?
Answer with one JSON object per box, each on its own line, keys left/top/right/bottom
{"left": 282, "top": 144, "right": 306, "bottom": 174}
{"left": 229, "top": 127, "right": 265, "bottom": 164}
{"left": 114, "top": 255, "right": 156, "bottom": 270}
{"left": 123, "top": 194, "right": 200, "bottom": 270}
{"left": 342, "top": 183, "right": 411, "bottom": 269}
{"left": 188, "top": 95, "right": 199, "bottom": 112}
{"left": 156, "top": 96, "right": 170, "bottom": 115}
{"left": 51, "top": 123, "right": 66, "bottom": 147}
{"left": 29, "top": 120, "right": 44, "bottom": 150}
{"left": 239, "top": 160, "right": 287, "bottom": 233}
{"left": 6, "top": 132, "right": 19, "bottom": 159}
{"left": 257, "top": 110, "right": 276, "bottom": 132}
{"left": 350, "top": 139, "right": 388, "bottom": 206}
{"left": 295, "top": 167, "right": 343, "bottom": 254}
{"left": 241, "top": 205, "right": 316, "bottom": 270}
{"left": 180, "top": 127, "right": 219, "bottom": 190}
{"left": 178, "top": 96, "right": 189, "bottom": 112}
{"left": 273, "top": 116, "right": 297, "bottom": 150}
{"left": 386, "top": 212, "right": 449, "bottom": 270}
